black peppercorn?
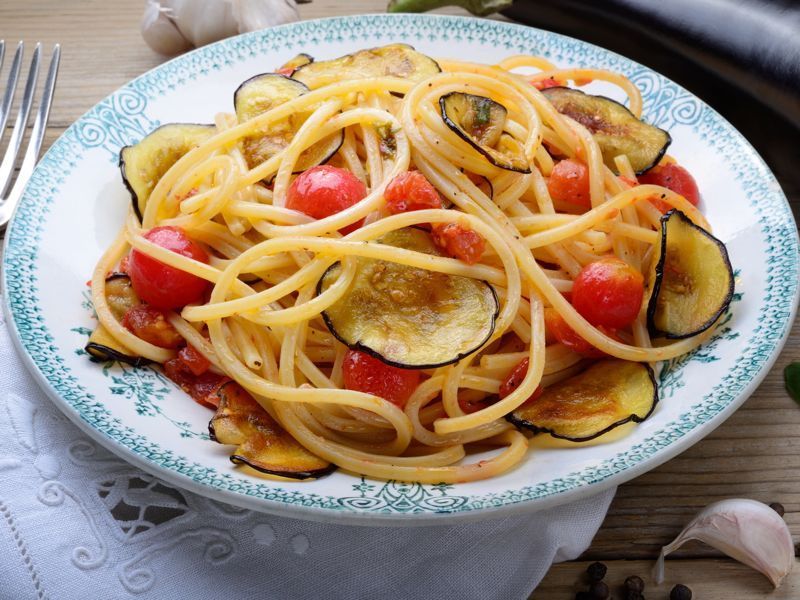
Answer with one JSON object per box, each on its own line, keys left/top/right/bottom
{"left": 586, "top": 561, "right": 607, "bottom": 581}
{"left": 589, "top": 580, "right": 609, "bottom": 599}
{"left": 670, "top": 584, "right": 692, "bottom": 600}
{"left": 623, "top": 591, "right": 644, "bottom": 600}
{"left": 769, "top": 502, "right": 785, "bottom": 517}
{"left": 624, "top": 575, "right": 645, "bottom": 593}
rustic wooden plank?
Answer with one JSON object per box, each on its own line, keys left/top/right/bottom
{"left": 532, "top": 559, "right": 800, "bottom": 599}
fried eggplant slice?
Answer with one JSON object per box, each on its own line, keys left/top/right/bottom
{"left": 234, "top": 73, "right": 342, "bottom": 175}
{"left": 85, "top": 274, "right": 148, "bottom": 366}
{"left": 375, "top": 122, "right": 398, "bottom": 160}
{"left": 278, "top": 52, "right": 313, "bottom": 75}
{"left": 646, "top": 209, "right": 734, "bottom": 339}
{"left": 542, "top": 87, "right": 671, "bottom": 174}
{"left": 85, "top": 324, "right": 150, "bottom": 367}
{"left": 292, "top": 43, "right": 441, "bottom": 88}
{"left": 120, "top": 123, "right": 215, "bottom": 221}
{"left": 104, "top": 273, "right": 140, "bottom": 321}
{"left": 319, "top": 227, "right": 499, "bottom": 369}
{"left": 507, "top": 360, "right": 657, "bottom": 441}
{"left": 209, "top": 381, "right": 334, "bottom": 480}
{"left": 440, "top": 92, "right": 530, "bottom": 173}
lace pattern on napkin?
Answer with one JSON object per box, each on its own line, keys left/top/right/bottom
{"left": 0, "top": 302, "right": 612, "bottom": 600}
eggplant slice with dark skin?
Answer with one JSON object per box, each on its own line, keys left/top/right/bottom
{"left": 292, "top": 43, "right": 441, "bottom": 89}
{"left": 319, "top": 227, "right": 499, "bottom": 369}
{"left": 440, "top": 92, "right": 531, "bottom": 173}
{"left": 646, "top": 209, "right": 734, "bottom": 339}
{"left": 209, "top": 381, "right": 335, "bottom": 480}
{"left": 234, "top": 73, "right": 343, "bottom": 176}
{"left": 85, "top": 274, "right": 150, "bottom": 366}
{"left": 277, "top": 52, "right": 313, "bottom": 75}
{"left": 120, "top": 123, "right": 215, "bottom": 221}
{"left": 542, "top": 86, "right": 671, "bottom": 174}
{"left": 507, "top": 359, "right": 658, "bottom": 442}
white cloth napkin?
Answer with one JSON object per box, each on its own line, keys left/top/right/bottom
{"left": 0, "top": 299, "right": 614, "bottom": 600}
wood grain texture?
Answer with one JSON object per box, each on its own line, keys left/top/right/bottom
{"left": 1, "top": 2, "right": 799, "bottom": 598}
{"left": 534, "top": 560, "right": 800, "bottom": 598}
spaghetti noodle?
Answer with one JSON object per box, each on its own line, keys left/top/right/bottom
{"left": 86, "top": 45, "right": 734, "bottom": 484}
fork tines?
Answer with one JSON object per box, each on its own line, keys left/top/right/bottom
{"left": 0, "top": 40, "right": 61, "bottom": 230}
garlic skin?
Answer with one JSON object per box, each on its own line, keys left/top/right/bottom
{"left": 654, "top": 498, "right": 794, "bottom": 589}
{"left": 141, "top": 0, "right": 302, "bottom": 56}
{"left": 140, "top": 0, "right": 193, "bottom": 56}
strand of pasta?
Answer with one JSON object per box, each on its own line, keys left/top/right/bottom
{"left": 400, "top": 73, "right": 709, "bottom": 371}
{"left": 91, "top": 225, "right": 175, "bottom": 363}
{"left": 90, "top": 55, "right": 727, "bottom": 483}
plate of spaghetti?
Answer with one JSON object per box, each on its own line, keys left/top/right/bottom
{"left": 3, "top": 15, "right": 797, "bottom": 524}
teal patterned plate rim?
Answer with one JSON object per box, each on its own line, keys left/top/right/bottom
{"left": 3, "top": 14, "right": 798, "bottom": 525}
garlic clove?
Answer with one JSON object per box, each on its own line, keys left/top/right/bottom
{"left": 141, "top": 0, "right": 303, "bottom": 55}
{"left": 169, "top": 0, "right": 240, "bottom": 49}
{"left": 140, "top": 0, "right": 193, "bottom": 56}
{"left": 654, "top": 498, "right": 794, "bottom": 589}
{"left": 232, "top": 0, "right": 301, "bottom": 33}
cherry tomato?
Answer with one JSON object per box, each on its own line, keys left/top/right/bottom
{"left": 499, "top": 357, "right": 543, "bottom": 403}
{"left": 178, "top": 344, "right": 211, "bottom": 376}
{"left": 431, "top": 222, "right": 486, "bottom": 265}
{"left": 128, "top": 226, "right": 210, "bottom": 310}
{"left": 639, "top": 163, "right": 700, "bottom": 213}
{"left": 572, "top": 257, "right": 644, "bottom": 329}
{"left": 342, "top": 350, "right": 421, "bottom": 408}
{"left": 286, "top": 165, "right": 367, "bottom": 234}
{"left": 457, "top": 394, "right": 484, "bottom": 414}
{"left": 384, "top": 171, "right": 442, "bottom": 214}
{"left": 121, "top": 305, "right": 184, "bottom": 349}
{"left": 547, "top": 158, "right": 591, "bottom": 208}
{"left": 544, "top": 307, "right": 610, "bottom": 358}
{"left": 532, "top": 77, "right": 559, "bottom": 90}
{"left": 163, "top": 358, "right": 229, "bottom": 410}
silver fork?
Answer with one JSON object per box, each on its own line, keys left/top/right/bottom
{"left": 0, "top": 41, "right": 61, "bottom": 231}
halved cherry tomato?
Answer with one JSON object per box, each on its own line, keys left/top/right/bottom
{"left": 547, "top": 158, "right": 591, "bottom": 208}
{"left": 499, "top": 357, "right": 543, "bottom": 402}
{"left": 572, "top": 257, "right": 644, "bottom": 329}
{"left": 121, "top": 305, "right": 184, "bottom": 349}
{"left": 431, "top": 222, "right": 485, "bottom": 265}
{"left": 128, "top": 226, "right": 210, "bottom": 310}
{"left": 163, "top": 358, "right": 229, "bottom": 410}
{"left": 286, "top": 165, "right": 367, "bottom": 234}
{"left": 342, "top": 350, "right": 421, "bottom": 408}
{"left": 640, "top": 162, "right": 700, "bottom": 213}
{"left": 532, "top": 77, "right": 559, "bottom": 91}
{"left": 177, "top": 344, "right": 211, "bottom": 376}
{"left": 458, "top": 393, "right": 492, "bottom": 414}
{"left": 544, "top": 307, "right": 611, "bottom": 358}
{"left": 384, "top": 171, "right": 442, "bottom": 214}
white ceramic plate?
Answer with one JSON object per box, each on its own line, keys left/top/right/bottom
{"left": 3, "top": 15, "right": 798, "bottom": 525}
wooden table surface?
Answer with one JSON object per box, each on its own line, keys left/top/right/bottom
{"left": 2, "top": 1, "right": 799, "bottom": 598}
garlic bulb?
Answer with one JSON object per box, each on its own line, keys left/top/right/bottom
{"left": 141, "top": 0, "right": 303, "bottom": 56}
{"left": 654, "top": 499, "right": 794, "bottom": 589}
